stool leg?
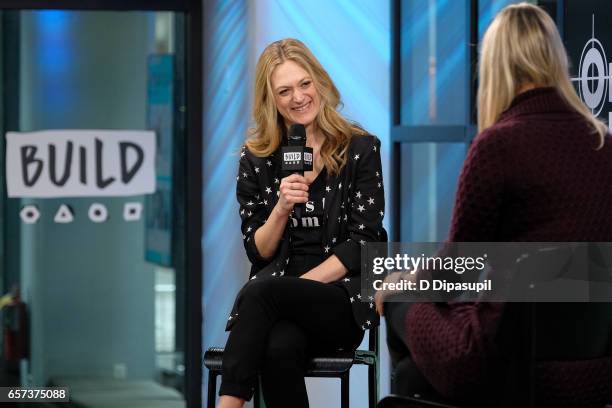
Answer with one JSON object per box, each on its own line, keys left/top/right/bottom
{"left": 208, "top": 371, "right": 217, "bottom": 408}
{"left": 341, "top": 372, "right": 350, "bottom": 408}
{"left": 368, "top": 363, "right": 377, "bottom": 408}
{"left": 254, "top": 376, "right": 261, "bottom": 408}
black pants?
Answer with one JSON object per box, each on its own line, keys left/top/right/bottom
{"left": 384, "top": 301, "right": 413, "bottom": 364}
{"left": 220, "top": 277, "right": 363, "bottom": 407}
{"left": 384, "top": 301, "right": 435, "bottom": 396}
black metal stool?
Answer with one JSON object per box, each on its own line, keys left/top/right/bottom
{"left": 204, "top": 327, "right": 379, "bottom": 408}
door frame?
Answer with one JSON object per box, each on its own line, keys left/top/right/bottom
{"left": 0, "top": 1, "right": 203, "bottom": 406}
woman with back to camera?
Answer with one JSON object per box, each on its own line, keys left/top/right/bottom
{"left": 217, "top": 38, "right": 385, "bottom": 408}
{"left": 378, "top": 3, "right": 612, "bottom": 407}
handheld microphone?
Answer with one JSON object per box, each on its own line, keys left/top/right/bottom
{"left": 281, "top": 124, "right": 313, "bottom": 219}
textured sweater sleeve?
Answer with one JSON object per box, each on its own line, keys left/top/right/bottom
{"left": 406, "top": 129, "right": 507, "bottom": 399}
{"left": 405, "top": 302, "right": 505, "bottom": 399}
{"left": 333, "top": 135, "right": 386, "bottom": 274}
{"left": 449, "top": 129, "right": 507, "bottom": 242}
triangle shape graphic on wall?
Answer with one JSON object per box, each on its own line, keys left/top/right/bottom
{"left": 54, "top": 204, "right": 74, "bottom": 223}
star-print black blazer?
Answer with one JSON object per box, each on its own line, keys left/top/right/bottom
{"left": 227, "top": 134, "right": 386, "bottom": 332}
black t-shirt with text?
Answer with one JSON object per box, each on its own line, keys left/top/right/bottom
{"left": 288, "top": 168, "right": 327, "bottom": 267}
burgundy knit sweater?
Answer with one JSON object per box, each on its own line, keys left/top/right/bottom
{"left": 405, "top": 88, "right": 612, "bottom": 407}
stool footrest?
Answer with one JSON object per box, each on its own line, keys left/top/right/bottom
{"left": 204, "top": 347, "right": 360, "bottom": 374}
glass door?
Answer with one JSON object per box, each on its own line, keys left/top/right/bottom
{"left": 0, "top": 3, "right": 202, "bottom": 406}
{"left": 392, "top": 0, "right": 563, "bottom": 242}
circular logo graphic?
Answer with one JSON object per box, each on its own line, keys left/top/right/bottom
{"left": 578, "top": 38, "right": 608, "bottom": 116}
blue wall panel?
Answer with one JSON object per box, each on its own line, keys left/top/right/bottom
{"left": 202, "top": 1, "right": 390, "bottom": 406}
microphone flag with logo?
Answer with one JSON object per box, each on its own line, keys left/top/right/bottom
{"left": 281, "top": 124, "right": 313, "bottom": 219}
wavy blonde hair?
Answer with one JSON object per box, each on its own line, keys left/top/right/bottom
{"left": 479, "top": 2, "right": 606, "bottom": 148}
{"left": 247, "top": 38, "right": 366, "bottom": 176}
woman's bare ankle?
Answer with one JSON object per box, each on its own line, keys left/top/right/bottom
{"left": 216, "top": 395, "right": 245, "bottom": 408}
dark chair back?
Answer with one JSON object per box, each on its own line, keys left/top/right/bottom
{"left": 533, "top": 303, "right": 612, "bottom": 360}
{"left": 498, "top": 245, "right": 612, "bottom": 408}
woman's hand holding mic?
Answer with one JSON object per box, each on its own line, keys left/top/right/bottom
{"left": 275, "top": 174, "right": 309, "bottom": 217}
{"left": 255, "top": 174, "right": 309, "bottom": 258}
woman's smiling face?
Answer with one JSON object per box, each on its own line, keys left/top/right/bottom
{"left": 271, "top": 60, "right": 321, "bottom": 129}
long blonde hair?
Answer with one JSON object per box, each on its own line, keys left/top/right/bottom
{"left": 478, "top": 2, "right": 606, "bottom": 148}
{"left": 247, "top": 38, "right": 366, "bottom": 175}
